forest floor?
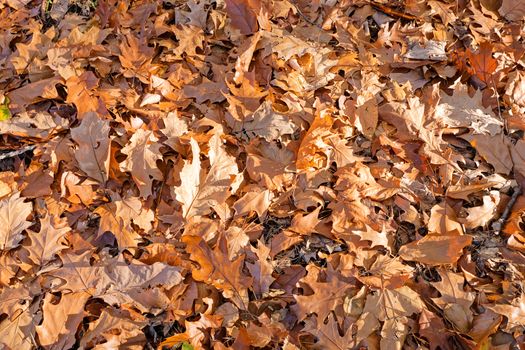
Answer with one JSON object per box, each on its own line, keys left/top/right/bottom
{"left": 1, "top": 0, "right": 525, "bottom": 349}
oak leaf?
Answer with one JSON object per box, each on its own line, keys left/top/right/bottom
{"left": 50, "top": 250, "right": 106, "bottom": 294}
{"left": 94, "top": 196, "right": 153, "bottom": 249}
{"left": 24, "top": 214, "right": 70, "bottom": 267}
{"left": 234, "top": 101, "right": 296, "bottom": 141}
{"left": 292, "top": 265, "right": 354, "bottom": 322}
{"left": 399, "top": 234, "right": 472, "bottom": 265}
{"left": 79, "top": 307, "right": 147, "bottom": 349}
{"left": 418, "top": 309, "right": 452, "bottom": 350}
{"left": 0, "top": 302, "right": 40, "bottom": 350}
{"left": 70, "top": 111, "right": 111, "bottom": 183}
{"left": 436, "top": 82, "right": 503, "bottom": 135}
{"left": 120, "top": 129, "right": 163, "bottom": 198}
{"left": 183, "top": 235, "right": 252, "bottom": 308}
{"left": 0, "top": 192, "right": 33, "bottom": 251}
{"left": 499, "top": 0, "right": 525, "bottom": 21}
{"left": 466, "top": 42, "right": 499, "bottom": 88}
{"left": 174, "top": 134, "right": 239, "bottom": 218}
{"left": 246, "top": 241, "right": 275, "bottom": 297}
{"left": 303, "top": 314, "right": 354, "bottom": 350}
{"left": 36, "top": 292, "right": 90, "bottom": 350}
{"left": 159, "top": 314, "right": 223, "bottom": 349}
{"left": 356, "top": 286, "right": 423, "bottom": 350}
{"left": 224, "top": 0, "right": 260, "bottom": 35}
{"left": 460, "top": 191, "right": 500, "bottom": 229}
{"left": 431, "top": 269, "right": 475, "bottom": 332}
{"left": 487, "top": 294, "right": 525, "bottom": 332}
{"left": 465, "top": 133, "right": 513, "bottom": 174}
{"left": 296, "top": 108, "right": 333, "bottom": 172}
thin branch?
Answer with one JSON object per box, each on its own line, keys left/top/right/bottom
{"left": 492, "top": 186, "right": 522, "bottom": 234}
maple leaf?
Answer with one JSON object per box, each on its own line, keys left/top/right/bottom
{"left": 0, "top": 192, "right": 33, "bottom": 251}
{"left": 70, "top": 111, "right": 111, "bottom": 183}
{"left": 183, "top": 235, "right": 252, "bottom": 308}
{"left": 36, "top": 291, "right": 90, "bottom": 349}
{"left": 120, "top": 129, "right": 163, "bottom": 198}
{"left": 24, "top": 213, "right": 70, "bottom": 267}
{"left": 174, "top": 134, "right": 239, "bottom": 218}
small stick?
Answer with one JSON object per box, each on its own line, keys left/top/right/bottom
{"left": 492, "top": 186, "right": 522, "bottom": 234}
{"left": 370, "top": 2, "right": 418, "bottom": 21}
{"left": 0, "top": 144, "right": 36, "bottom": 161}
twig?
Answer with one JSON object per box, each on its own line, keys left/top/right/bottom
{"left": 492, "top": 186, "right": 522, "bottom": 234}
{"left": 370, "top": 2, "right": 418, "bottom": 21}
{"left": 0, "top": 144, "right": 36, "bottom": 161}
{"left": 289, "top": 0, "right": 321, "bottom": 27}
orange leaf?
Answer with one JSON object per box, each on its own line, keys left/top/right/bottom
{"left": 399, "top": 234, "right": 472, "bottom": 265}
{"left": 466, "top": 42, "right": 498, "bottom": 87}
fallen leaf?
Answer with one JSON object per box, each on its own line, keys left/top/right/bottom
{"left": 399, "top": 234, "right": 472, "bottom": 265}
{"left": 36, "top": 291, "right": 90, "bottom": 349}
{"left": 224, "top": 0, "right": 259, "bottom": 34}
{"left": 70, "top": 111, "right": 111, "bottom": 183}
{"left": 499, "top": 0, "right": 525, "bottom": 22}
{"left": 120, "top": 129, "right": 163, "bottom": 198}
{"left": 428, "top": 202, "right": 464, "bottom": 235}
{"left": 0, "top": 192, "right": 33, "bottom": 251}
{"left": 436, "top": 81, "right": 503, "bottom": 135}
{"left": 24, "top": 213, "right": 70, "bottom": 267}
{"left": 432, "top": 269, "right": 475, "bottom": 332}
{"left": 174, "top": 134, "right": 239, "bottom": 218}
{"left": 183, "top": 235, "right": 252, "bottom": 308}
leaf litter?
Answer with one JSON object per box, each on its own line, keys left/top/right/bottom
{"left": 0, "top": 0, "right": 525, "bottom": 349}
